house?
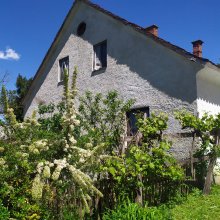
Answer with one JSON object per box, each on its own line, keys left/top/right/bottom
{"left": 22, "top": 0, "right": 220, "bottom": 161}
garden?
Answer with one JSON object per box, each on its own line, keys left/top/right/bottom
{"left": 0, "top": 68, "right": 220, "bottom": 219}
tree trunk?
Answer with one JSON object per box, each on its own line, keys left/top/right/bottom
{"left": 203, "top": 156, "right": 217, "bottom": 195}
{"left": 135, "top": 175, "right": 143, "bottom": 205}
{"left": 190, "top": 132, "right": 196, "bottom": 179}
{"left": 203, "top": 132, "right": 220, "bottom": 195}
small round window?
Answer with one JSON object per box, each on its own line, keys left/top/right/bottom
{"left": 77, "top": 22, "right": 86, "bottom": 36}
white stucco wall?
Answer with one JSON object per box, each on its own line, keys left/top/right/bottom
{"left": 197, "top": 65, "right": 220, "bottom": 116}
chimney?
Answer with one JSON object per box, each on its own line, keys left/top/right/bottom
{"left": 145, "top": 25, "right": 158, "bottom": 37}
{"left": 192, "top": 40, "right": 203, "bottom": 58}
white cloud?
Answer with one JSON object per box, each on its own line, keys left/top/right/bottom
{"left": 0, "top": 48, "right": 20, "bottom": 61}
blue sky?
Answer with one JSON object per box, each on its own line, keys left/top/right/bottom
{"left": 1, "top": 0, "right": 220, "bottom": 90}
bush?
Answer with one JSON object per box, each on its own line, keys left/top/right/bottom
{"left": 0, "top": 200, "right": 10, "bottom": 220}
{"left": 102, "top": 113, "right": 184, "bottom": 206}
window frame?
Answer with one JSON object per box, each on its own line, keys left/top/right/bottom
{"left": 58, "top": 56, "right": 69, "bottom": 83}
{"left": 93, "top": 40, "right": 107, "bottom": 71}
{"left": 126, "top": 107, "right": 150, "bottom": 136}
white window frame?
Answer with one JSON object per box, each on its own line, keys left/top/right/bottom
{"left": 58, "top": 56, "right": 69, "bottom": 83}
{"left": 93, "top": 40, "right": 107, "bottom": 71}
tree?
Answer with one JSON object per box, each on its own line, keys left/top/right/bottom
{"left": 0, "top": 74, "right": 33, "bottom": 121}
{"left": 176, "top": 111, "right": 220, "bottom": 194}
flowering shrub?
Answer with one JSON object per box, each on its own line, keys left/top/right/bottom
{"left": 0, "top": 67, "right": 184, "bottom": 219}
{"left": 0, "top": 68, "right": 111, "bottom": 219}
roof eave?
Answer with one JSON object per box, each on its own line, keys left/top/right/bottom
{"left": 22, "top": 0, "right": 219, "bottom": 105}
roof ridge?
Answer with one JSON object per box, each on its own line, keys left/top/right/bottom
{"left": 85, "top": 0, "right": 217, "bottom": 66}
{"left": 22, "top": 0, "right": 218, "bottom": 106}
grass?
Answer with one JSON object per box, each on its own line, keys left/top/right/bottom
{"left": 103, "top": 201, "right": 172, "bottom": 220}
{"left": 172, "top": 185, "right": 220, "bottom": 220}
{"left": 102, "top": 185, "right": 220, "bottom": 220}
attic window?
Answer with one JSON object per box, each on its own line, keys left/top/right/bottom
{"left": 127, "top": 107, "right": 150, "bottom": 136}
{"left": 59, "top": 56, "right": 69, "bottom": 82}
{"left": 77, "top": 22, "right": 86, "bottom": 36}
{"left": 93, "top": 41, "right": 107, "bottom": 71}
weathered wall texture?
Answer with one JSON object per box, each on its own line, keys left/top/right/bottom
{"left": 23, "top": 1, "right": 210, "bottom": 160}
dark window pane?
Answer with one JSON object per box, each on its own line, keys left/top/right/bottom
{"left": 127, "top": 107, "right": 149, "bottom": 136}
{"left": 101, "top": 41, "right": 107, "bottom": 67}
{"left": 77, "top": 22, "right": 86, "bottom": 36}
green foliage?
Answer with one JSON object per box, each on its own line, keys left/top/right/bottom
{"left": 0, "top": 68, "right": 105, "bottom": 219}
{"left": 38, "top": 102, "right": 65, "bottom": 132}
{"left": 12, "top": 74, "right": 33, "bottom": 121}
{"left": 0, "top": 109, "right": 51, "bottom": 218}
{"left": 102, "top": 113, "right": 183, "bottom": 205}
{"left": 16, "top": 74, "right": 33, "bottom": 99}
{"left": 77, "top": 90, "right": 134, "bottom": 154}
{"left": 0, "top": 67, "right": 189, "bottom": 219}
{"left": 103, "top": 199, "right": 172, "bottom": 220}
{"left": 1, "top": 85, "right": 9, "bottom": 113}
{"left": 175, "top": 110, "right": 220, "bottom": 193}
{"left": 0, "top": 200, "right": 10, "bottom": 220}
{"left": 137, "top": 112, "right": 168, "bottom": 142}
{"left": 0, "top": 74, "right": 33, "bottom": 121}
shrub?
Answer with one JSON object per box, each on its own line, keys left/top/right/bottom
{"left": 0, "top": 200, "right": 10, "bottom": 220}
{"left": 102, "top": 113, "right": 184, "bottom": 206}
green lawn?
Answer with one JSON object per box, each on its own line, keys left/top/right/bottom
{"left": 172, "top": 185, "right": 220, "bottom": 220}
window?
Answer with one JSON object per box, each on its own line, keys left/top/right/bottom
{"left": 93, "top": 41, "right": 107, "bottom": 71}
{"left": 126, "top": 107, "right": 150, "bottom": 136}
{"left": 59, "top": 56, "right": 69, "bottom": 82}
{"left": 77, "top": 22, "right": 86, "bottom": 36}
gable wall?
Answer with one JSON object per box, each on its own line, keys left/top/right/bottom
{"left": 24, "top": 2, "right": 203, "bottom": 160}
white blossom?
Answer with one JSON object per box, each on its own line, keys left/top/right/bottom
{"left": 51, "top": 166, "right": 62, "bottom": 181}
{"left": 0, "top": 158, "right": 6, "bottom": 166}
{"left": 42, "top": 166, "right": 51, "bottom": 179}
{"left": 33, "top": 149, "right": 40, "bottom": 154}
{"left": 85, "top": 143, "right": 93, "bottom": 149}
{"left": 49, "top": 163, "right": 54, "bottom": 167}
{"left": 69, "top": 136, "right": 77, "bottom": 144}
{"left": 32, "top": 174, "right": 44, "bottom": 200}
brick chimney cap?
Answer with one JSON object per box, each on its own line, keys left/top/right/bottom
{"left": 145, "top": 24, "right": 158, "bottom": 30}
{"left": 192, "top": 40, "right": 204, "bottom": 45}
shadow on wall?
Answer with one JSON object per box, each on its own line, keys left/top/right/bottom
{"left": 77, "top": 9, "right": 203, "bottom": 105}
{"left": 24, "top": 6, "right": 206, "bottom": 115}
{"left": 90, "top": 37, "right": 202, "bottom": 104}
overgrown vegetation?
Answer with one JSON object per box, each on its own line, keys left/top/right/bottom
{"left": 101, "top": 112, "right": 183, "bottom": 207}
{"left": 175, "top": 111, "right": 220, "bottom": 194}
{"left": 0, "top": 68, "right": 219, "bottom": 219}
